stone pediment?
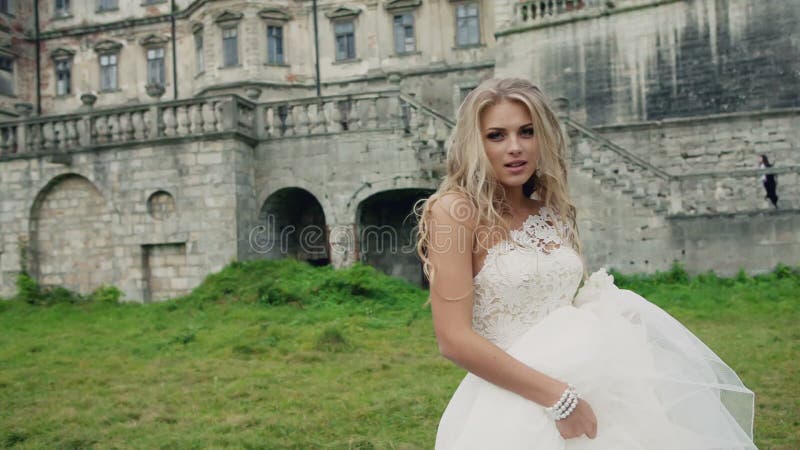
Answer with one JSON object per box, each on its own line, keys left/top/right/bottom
{"left": 191, "top": 22, "right": 203, "bottom": 33}
{"left": 384, "top": 0, "right": 422, "bottom": 12}
{"left": 139, "top": 34, "right": 169, "bottom": 48}
{"left": 214, "top": 10, "right": 244, "bottom": 24}
{"left": 94, "top": 39, "right": 123, "bottom": 54}
{"left": 258, "top": 7, "right": 291, "bottom": 22}
{"left": 50, "top": 47, "right": 76, "bottom": 60}
{"left": 325, "top": 6, "right": 361, "bottom": 20}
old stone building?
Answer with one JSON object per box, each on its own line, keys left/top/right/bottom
{"left": 0, "top": 0, "right": 797, "bottom": 301}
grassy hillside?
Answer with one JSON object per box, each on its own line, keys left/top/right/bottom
{"left": 0, "top": 260, "right": 797, "bottom": 449}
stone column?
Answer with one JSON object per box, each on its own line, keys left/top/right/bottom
{"left": 327, "top": 222, "right": 358, "bottom": 269}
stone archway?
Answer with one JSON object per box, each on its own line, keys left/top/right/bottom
{"left": 356, "top": 188, "right": 434, "bottom": 287}
{"left": 29, "top": 174, "right": 115, "bottom": 294}
{"left": 256, "top": 187, "right": 328, "bottom": 266}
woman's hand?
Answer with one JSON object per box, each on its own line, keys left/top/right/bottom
{"left": 555, "top": 399, "right": 598, "bottom": 439}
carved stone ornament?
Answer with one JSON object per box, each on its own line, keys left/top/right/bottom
{"left": 384, "top": 0, "right": 422, "bottom": 12}
{"left": 146, "top": 83, "right": 166, "bottom": 99}
{"left": 324, "top": 6, "right": 361, "bottom": 20}
{"left": 139, "top": 34, "right": 169, "bottom": 48}
{"left": 258, "top": 7, "right": 291, "bottom": 22}
{"left": 94, "top": 40, "right": 123, "bottom": 54}
{"left": 214, "top": 10, "right": 244, "bottom": 24}
{"left": 50, "top": 47, "right": 76, "bottom": 61}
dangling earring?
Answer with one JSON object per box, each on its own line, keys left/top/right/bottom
{"left": 535, "top": 167, "right": 542, "bottom": 178}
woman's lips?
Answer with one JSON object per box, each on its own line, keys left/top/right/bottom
{"left": 505, "top": 161, "right": 527, "bottom": 174}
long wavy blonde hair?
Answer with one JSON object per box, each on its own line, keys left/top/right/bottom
{"left": 413, "top": 78, "right": 585, "bottom": 293}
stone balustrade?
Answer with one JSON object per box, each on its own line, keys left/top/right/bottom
{"left": 514, "top": 0, "right": 605, "bottom": 25}
{"left": 508, "top": 1, "right": 671, "bottom": 27}
{"left": 0, "top": 91, "right": 452, "bottom": 163}
{"left": 2, "top": 91, "right": 791, "bottom": 216}
{"left": 0, "top": 95, "right": 254, "bottom": 160}
{"left": 260, "top": 90, "right": 453, "bottom": 141}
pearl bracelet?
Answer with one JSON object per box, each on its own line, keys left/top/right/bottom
{"left": 544, "top": 384, "right": 581, "bottom": 421}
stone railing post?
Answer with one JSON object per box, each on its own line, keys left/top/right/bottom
{"left": 148, "top": 103, "right": 160, "bottom": 139}
{"left": 328, "top": 222, "right": 358, "bottom": 269}
{"left": 13, "top": 103, "right": 32, "bottom": 153}
{"left": 254, "top": 102, "right": 266, "bottom": 139}
{"left": 669, "top": 179, "right": 682, "bottom": 214}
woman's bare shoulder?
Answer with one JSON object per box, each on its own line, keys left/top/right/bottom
{"left": 428, "top": 191, "right": 478, "bottom": 229}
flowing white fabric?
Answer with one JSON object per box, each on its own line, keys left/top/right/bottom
{"left": 436, "top": 206, "right": 757, "bottom": 449}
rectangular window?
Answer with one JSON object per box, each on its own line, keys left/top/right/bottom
{"left": 99, "top": 53, "right": 118, "bottom": 91}
{"left": 97, "top": 0, "right": 117, "bottom": 11}
{"left": 267, "top": 25, "right": 284, "bottom": 65}
{"left": 55, "top": 0, "right": 70, "bottom": 16}
{"left": 146, "top": 48, "right": 165, "bottom": 85}
{"left": 194, "top": 31, "right": 204, "bottom": 73}
{"left": 0, "top": 56, "right": 13, "bottom": 95}
{"left": 55, "top": 59, "right": 71, "bottom": 95}
{"left": 222, "top": 27, "right": 238, "bottom": 67}
{"left": 0, "top": 0, "right": 11, "bottom": 15}
{"left": 455, "top": 2, "right": 480, "bottom": 47}
{"left": 334, "top": 21, "right": 355, "bottom": 61}
{"left": 393, "top": 13, "right": 415, "bottom": 54}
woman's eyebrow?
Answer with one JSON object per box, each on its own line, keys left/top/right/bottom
{"left": 484, "top": 123, "right": 533, "bottom": 131}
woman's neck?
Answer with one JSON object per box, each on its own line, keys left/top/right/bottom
{"left": 503, "top": 185, "right": 530, "bottom": 215}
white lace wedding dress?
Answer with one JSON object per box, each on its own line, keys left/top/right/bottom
{"left": 435, "top": 206, "right": 758, "bottom": 449}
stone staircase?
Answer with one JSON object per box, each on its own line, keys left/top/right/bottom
{"left": 562, "top": 118, "right": 674, "bottom": 216}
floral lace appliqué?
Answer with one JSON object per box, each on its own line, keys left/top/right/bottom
{"left": 472, "top": 206, "right": 585, "bottom": 350}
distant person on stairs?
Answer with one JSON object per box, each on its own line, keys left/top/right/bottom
{"left": 758, "top": 154, "right": 778, "bottom": 209}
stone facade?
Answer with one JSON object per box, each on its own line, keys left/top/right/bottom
{"left": 23, "top": 0, "right": 494, "bottom": 118}
{"left": 0, "top": 0, "right": 798, "bottom": 301}
{"left": 495, "top": 0, "right": 800, "bottom": 125}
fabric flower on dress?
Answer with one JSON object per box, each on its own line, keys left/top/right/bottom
{"left": 572, "top": 267, "right": 617, "bottom": 307}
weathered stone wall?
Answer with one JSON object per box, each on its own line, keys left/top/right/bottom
{"left": 0, "top": 139, "right": 247, "bottom": 301}
{"left": 495, "top": 0, "right": 800, "bottom": 125}
{"left": 668, "top": 211, "right": 800, "bottom": 275}
{"left": 594, "top": 110, "right": 799, "bottom": 175}
{"left": 250, "top": 129, "right": 437, "bottom": 269}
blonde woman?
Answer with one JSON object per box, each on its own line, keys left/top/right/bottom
{"left": 414, "top": 78, "right": 757, "bottom": 449}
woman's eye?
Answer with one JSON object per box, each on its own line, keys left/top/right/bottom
{"left": 520, "top": 127, "right": 534, "bottom": 137}
{"left": 487, "top": 131, "right": 503, "bottom": 140}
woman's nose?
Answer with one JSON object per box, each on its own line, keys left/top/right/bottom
{"left": 508, "top": 136, "right": 522, "bottom": 153}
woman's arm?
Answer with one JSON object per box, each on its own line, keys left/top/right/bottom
{"left": 427, "top": 193, "right": 596, "bottom": 438}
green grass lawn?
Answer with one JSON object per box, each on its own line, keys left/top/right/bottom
{"left": 0, "top": 260, "right": 797, "bottom": 449}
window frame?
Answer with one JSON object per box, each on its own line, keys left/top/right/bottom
{"left": 97, "top": 0, "right": 118, "bottom": 12}
{"left": 99, "top": 53, "right": 118, "bottom": 92}
{"left": 333, "top": 19, "right": 356, "bottom": 61}
{"left": 392, "top": 12, "right": 416, "bottom": 55}
{"left": 146, "top": 47, "right": 165, "bottom": 86}
{"left": 0, "top": 55, "right": 14, "bottom": 96}
{"left": 0, "top": 0, "right": 12, "bottom": 16}
{"left": 266, "top": 24, "right": 285, "bottom": 65}
{"left": 454, "top": 1, "right": 481, "bottom": 48}
{"left": 54, "top": 0, "right": 70, "bottom": 17}
{"left": 193, "top": 29, "right": 204, "bottom": 74}
{"left": 55, "top": 59, "right": 72, "bottom": 96}
{"left": 221, "top": 25, "right": 239, "bottom": 67}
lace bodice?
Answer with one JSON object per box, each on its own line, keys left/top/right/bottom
{"left": 472, "top": 206, "right": 585, "bottom": 350}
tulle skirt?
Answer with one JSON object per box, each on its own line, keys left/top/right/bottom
{"left": 435, "top": 269, "right": 757, "bottom": 450}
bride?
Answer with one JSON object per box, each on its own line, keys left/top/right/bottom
{"left": 413, "top": 78, "right": 757, "bottom": 449}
